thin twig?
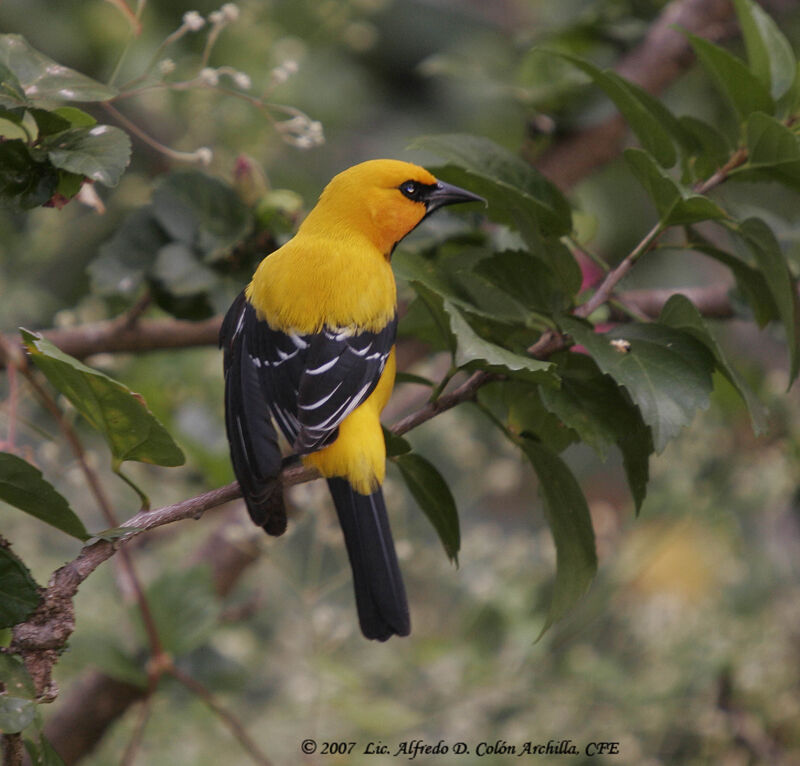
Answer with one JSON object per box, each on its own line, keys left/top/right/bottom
{"left": 168, "top": 664, "right": 274, "bottom": 766}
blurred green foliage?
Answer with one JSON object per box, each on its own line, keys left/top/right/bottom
{"left": 1, "top": 0, "right": 800, "bottom": 764}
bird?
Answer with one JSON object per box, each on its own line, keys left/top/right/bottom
{"left": 220, "top": 159, "right": 484, "bottom": 640}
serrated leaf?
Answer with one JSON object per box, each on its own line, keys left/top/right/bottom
{"left": 0, "top": 546, "right": 40, "bottom": 629}
{"left": 139, "top": 565, "right": 220, "bottom": 656}
{"left": 0, "top": 34, "right": 117, "bottom": 102}
{"left": 685, "top": 31, "right": 774, "bottom": 119}
{"left": 0, "top": 141, "right": 57, "bottom": 209}
{"left": 733, "top": 0, "right": 796, "bottom": 99}
{"left": 0, "top": 453, "right": 89, "bottom": 540}
{"left": 410, "top": 133, "right": 571, "bottom": 236}
{"left": 0, "top": 695, "right": 36, "bottom": 734}
{"left": 734, "top": 218, "right": 800, "bottom": 382}
{"left": 659, "top": 294, "right": 768, "bottom": 433}
{"left": 550, "top": 51, "right": 677, "bottom": 168}
{"left": 443, "top": 299, "right": 557, "bottom": 384}
{"left": 395, "top": 452, "right": 460, "bottom": 562}
{"left": 520, "top": 440, "right": 597, "bottom": 636}
{"left": 43, "top": 125, "right": 131, "bottom": 187}
{"left": 151, "top": 171, "right": 252, "bottom": 262}
{"left": 624, "top": 148, "right": 728, "bottom": 226}
{"left": 21, "top": 330, "right": 185, "bottom": 467}
{"left": 562, "top": 317, "right": 716, "bottom": 452}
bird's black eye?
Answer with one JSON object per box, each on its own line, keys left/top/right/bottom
{"left": 399, "top": 180, "right": 421, "bottom": 200}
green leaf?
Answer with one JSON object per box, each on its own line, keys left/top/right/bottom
{"left": 152, "top": 242, "right": 218, "bottom": 296}
{"left": 478, "top": 380, "right": 577, "bottom": 455}
{"left": 550, "top": 52, "right": 677, "bottom": 168}
{"left": 659, "top": 294, "right": 767, "bottom": 433}
{"left": 21, "top": 330, "right": 185, "bottom": 467}
{"left": 24, "top": 733, "right": 67, "bottom": 766}
{"left": 540, "top": 352, "right": 652, "bottom": 511}
{"left": 746, "top": 112, "right": 800, "bottom": 167}
{"left": 685, "top": 31, "right": 774, "bottom": 119}
{"left": 140, "top": 565, "right": 220, "bottom": 656}
{"left": 443, "top": 299, "right": 557, "bottom": 384}
{"left": 0, "top": 117, "right": 28, "bottom": 140}
{"left": 679, "top": 116, "right": 734, "bottom": 179}
{"left": 0, "top": 34, "right": 117, "bottom": 102}
{"left": 0, "top": 61, "right": 28, "bottom": 108}
{"left": 28, "top": 108, "right": 71, "bottom": 138}
{"left": 52, "top": 106, "right": 97, "bottom": 128}
{"left": 395, "top": 452, "right": 460, "bottom": 563}
{"left": 0, "top": 545, "right": 40, "bottom": 629}
{"left": 519, "top": 440, "right": 597, "bottom": 636}
{"left": 383, "top": 427, "right": 412, "bottom": 458}
{"left": 733, "top": 218, "right": 800, "bottom": 382}
{"left": 732, "top": 0, "right": 796, "bottom": 99}
{"left": 562, "top": 317, "right": 716, "bottom": 452}
{"left": 0, "top": 695, "right": 36, "bottom": 734}
{"left": 151, "top": 171, "right": 252, "bottom": 262}
{"left": 0, "top": 141, "right": 57, "bottom": 209}
{"left": 394, "top": 372, "right": 433, "bottom": 387}
{"left": 0, "top": 453, "right": 89, "bottom": 540}
{"left": 43, "top": 125, "right": 131, "bottom": 187}
{"left": 687, "top": 237, "right": 778, "bottom": 326}
{"left": 0, "top": 654, "right": 35, "bottom": 700}
{"left": 624, "top": 148, "right": 728, "bottom": 226}
{"left": 89, "top": 207, "right": 168, "bottom": 297}
{"left": 77, "top": 634, "right": 147, "bottom": 687}
{"left": 410, "top": 133, "right": 571, "bottom": 236}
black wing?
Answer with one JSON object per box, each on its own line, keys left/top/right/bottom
{"left": 292, "top": 320, "right": 396, "bottom": 453}
{"left": 220, "top": 291, "right": 286, "bottom": 535}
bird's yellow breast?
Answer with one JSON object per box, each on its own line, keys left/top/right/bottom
{"left": 246, "top": 232, "right": 397, "bottom": 334}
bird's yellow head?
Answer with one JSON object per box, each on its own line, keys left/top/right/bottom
{"left": 298, "top": 159, "right": 484, "bottom": 257}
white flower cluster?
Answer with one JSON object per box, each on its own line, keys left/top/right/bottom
{"left": 271, "top": 59, "right": 299, "bottom": 85}
{"left": 276, "top": 113, "right": 325, "bottom": 149}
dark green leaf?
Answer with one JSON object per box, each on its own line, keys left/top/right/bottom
{"left": 52, "top": 106, "right": 96, "bottom": 127}
{"left": 0, "top": 141, "right": 57, "bottom": 209}
{"left": 43, "top": 125, "right": 131, "bottom": 187}
{"left": 28, "top": 108, "right": 71, "bottom": 138}
{"left": 0, "top": 695, "right": 36, "bottom": 734}
{"left": 0, "top": 654, "right": 35, "bottom": 700}
{"left": 89, "top": 207, "right": 168, "bottom": 297}
{"left": 443, "top": 299, "right": 557, "bottom": 384}
{"left": 562, "top": 317, "right": 716, "bottom": 452}
{"left": 24, "top": 733, "right": 67, "bottom": 766}
{"left": 679, "top": 116, "right": 734, "bottom": 179}
{"left": 21, "top": 330, "right": 185, "bottom": 467}
{"left": 624, "top": 148, "right": 727, "bottom": 226}
{"left": 0, "top": 61, "right": 28, "bottom": 108}
{"left": 659, "top": 293, "right": 768, "bottom": 433}
{"left": 151, "top": 171, "right": 252, "bottom": 262}
{"left": 0, "top": 545, "right": 40, "bottom": 629}
{"left": 0, "top": 453, "right": 89, "bottom": 540}
{"left": 0, "top": 117, "right": 27, "bottom": 140}
{"left": 746, "top": 112, "right": 800, "bottom": 167}
{"left": 140, "top": 565, "right": 220, "bottom": 656}
{"left": 395, "top": 452, "right": 460, "bottom": 563}
{"left": 0, "top": 34, "right": 117, "bottom": 102}
{"left": 540, "top": 352, "right": 652, "bottom": 511}
{"left": 733, "top": 218, "right": 800, "bottom": 382}
{"left": 478, "top": 380, "right": 577, "bottom": 454}
{"left": 383, "top": 427, "right": 412, "bottom": 458}
{"left": 550, "top": 52, "right": 677, "bottom": 167}
{"left": 410, "top": 133, "right": 571, "bottom": 236}
{"left": 520, "top": 440, "right": 597, "bottom": 636}
{"left": 733, "top": 0, "right": 796, "bottom": 99}
{"left": 152, "top": 242, "right": 218, "bottom": 296}
{"left": 685, "top": 31, "right": 774, "bottom": 119}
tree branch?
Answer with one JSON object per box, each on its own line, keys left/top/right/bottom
{"left": 532, "top": 0, "right": 737, "bottom": 189}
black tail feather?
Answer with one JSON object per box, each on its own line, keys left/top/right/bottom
{"left": 327, "top": 478, "right": 410, "bottom": 641}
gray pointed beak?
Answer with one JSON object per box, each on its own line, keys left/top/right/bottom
{"left": 425, "top": 180, "right": 486, "bottom": 215}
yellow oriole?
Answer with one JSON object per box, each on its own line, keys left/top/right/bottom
{"left": 220, "top": 160, "right": 483, "bottom": 640}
